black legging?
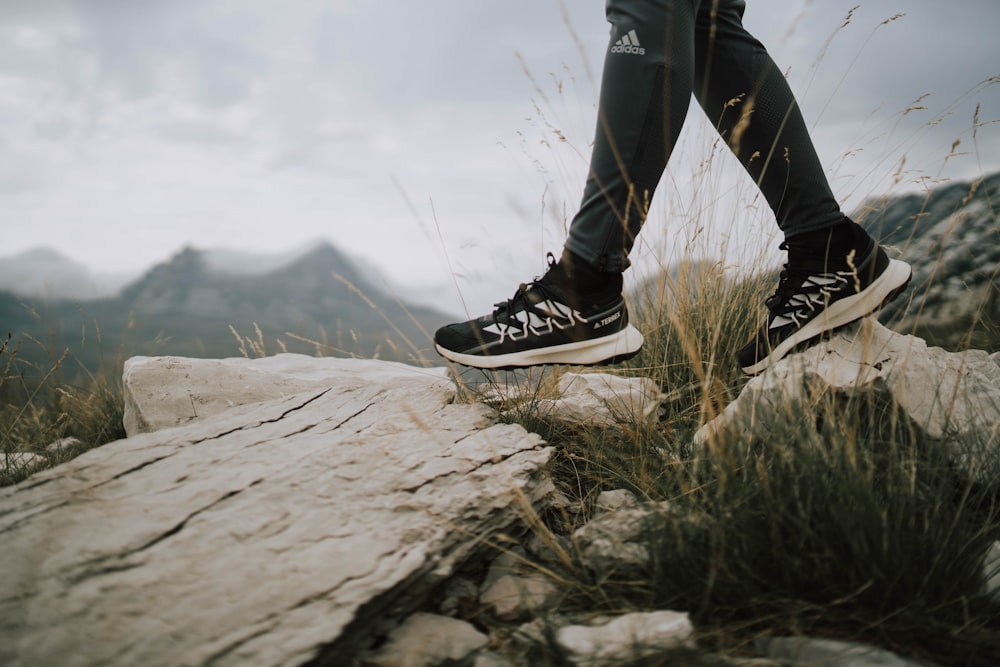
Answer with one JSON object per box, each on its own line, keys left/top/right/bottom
{"left": 565, "top": 0, "right": 845, "bottom": 272}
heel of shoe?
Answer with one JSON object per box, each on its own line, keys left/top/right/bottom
{"left": 555, "top": 324, "right": 644, "bottom": 366}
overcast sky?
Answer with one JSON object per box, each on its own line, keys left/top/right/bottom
{"left": 2, "top": 0, "right": 998, "bottom": 315}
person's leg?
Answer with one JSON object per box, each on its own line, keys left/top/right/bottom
{"left": 692, "top": 1, "right": 911, "bottom": 374}
{"left": 434, "top": 0, "right": 705, "bottom": 369}
{"left": 692, "top": 0, "right": 845, "bottom": 240}
{"left": 563, "top": 0, "right": 699, "bottom": 274}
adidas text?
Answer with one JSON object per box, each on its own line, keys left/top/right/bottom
{"left": 612, "top": 29, "right": 645, "bottom": 55}
{"left": 611, "top": 44, "right": 646, "bottom": 55}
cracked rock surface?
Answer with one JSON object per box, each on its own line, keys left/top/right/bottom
{"left": 1, "top": 356, "right": 551, "bottom": 667}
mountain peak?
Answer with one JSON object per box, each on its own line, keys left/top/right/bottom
{"left": 267, "top": 241, "right": 373, "bottom": 293}
{"left": 201, "top": 239, "right": 333, "bottom": 277}
{"left": 0, "top": 246, "right": 128, "bottom": 300}
{"left": 8, "top": 246, "right": 80, "bottom": 265}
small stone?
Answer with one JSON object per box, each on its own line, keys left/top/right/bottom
{"left": 480, "top": 573, "right": 558, "bottom": 622}
{"left": 594, "top": 489, "right": 640, "bottom": 514}
{"left": 528, "top": 372, "right": 664, "bottom": 428}
{"left": 556, "top": 610, "right": 694, "bottom": 667}
{"left": 47, "top": 437, "right": 82, "bottom": 453}
{"left": 480, "top": 547, "right": 527, "bottom": 594}
{"left": 473, "top": 650, "right": 515, "bottom": 667}
{"left": 3, "top": 452, "right": 46, "bottom": 470}
{"left": 984, "top": 541, "right": 1000, "bottom": 597}
{"left": 572, "top": 503, "right": 671, "bottom": 574}
{"left": 364, "top": 613, "right": 488, "bottom": 667}
{"left": 758, "top": 637, "right": 933, "bottom": 667}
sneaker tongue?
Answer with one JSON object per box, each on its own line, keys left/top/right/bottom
{"left": 531, "top": 280, "right": 581, "bottom": 311}
{"left": 548, "top": 251, "right": 622, "bottom": 296}
{"left": 492, "top": 282, "right": 549, "bottom": 326}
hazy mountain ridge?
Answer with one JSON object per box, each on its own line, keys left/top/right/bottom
{"left": 0, "top": 242, "right": 450, "bottom": 380}
{"left": 857, "top": 171, "right": 1000, "bottom": 350}
{"left": 116, "top": 244, "right": 372, "bottom": 318}
{"left": 0, "top": 247, "right": 134, "bottom": 301}
{"left": 2, "top": 172, "right": 997, "bottom": 385}
{"left": 0, "top": 240, "right": 361, "bottom": 302}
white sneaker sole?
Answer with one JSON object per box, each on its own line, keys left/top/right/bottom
{"left": 741, "top": 258, "right": 912, "bottom": 376}
{"left": 436, "top": 325, "right": 644, "bottom": 370}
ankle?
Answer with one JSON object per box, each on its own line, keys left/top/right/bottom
{"left": 786, "top": 219, "right": 867, "bottom": 262}
{"left": 558, "top": 249, "right": 623, "bottom": 295}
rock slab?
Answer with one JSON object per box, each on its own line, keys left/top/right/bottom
{"left": 1, "top": 356, "right": 552, "bottom": 667}
{"left": 533, "top": 372, "right": 664, "bottom": 427}
{"left": 122, "top": 354, "right": 449, "bottom": 436}
{"left": 696, "top": 319, "right": 1000, "bottom": 482}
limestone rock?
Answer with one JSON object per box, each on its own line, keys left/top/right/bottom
{"left": 594, "top": 488, "right": 640, "bottom": 514}
{"left": 556, "top": 610, "right": 694, "bottom": 667}
{"left": 122, "top": 353, "right": 448, "bottom": 436}
{"left": 533, "top": 372, "right": 664, "bottom": 427}
{"left": 758, "top": 637, "right": 938, "bottom": 667}
{"left": 1, "top": 452, "right": 45, "bottom": 472}
{"left": 480, "top": 547, "right": 528, "bottom": 593}
{"left": 480, "top": 573, "right": 559, "bottom": 621}
{"left": 1, "top": 357, "right": 551, "bottom": 667}
{"left": 572, "top": 501, "right": 671, "bottom": 575}
{"left": 46, "top": 436, "right": 81, "bottom": 454}
{"left": 696, "top": 319, "right": 1000, "bottom": 483}
{"left": 362, "top": 613, "right": 488, "bottom": 667}
{"left": 473, "top": 651, "right": 515, "bottom": 667}
{"left": 985, "top": 541, "right": 1000, "bottom": 598}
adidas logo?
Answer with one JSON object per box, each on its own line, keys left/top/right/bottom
{"left": 611, "top": 29, "right": 645, "bottom": 55}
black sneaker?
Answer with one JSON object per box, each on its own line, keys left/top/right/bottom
{"left": 737, "top": 226, "right": 911, "bottom": 376}
{"left": 434, "top": 255, "right": 644, "bottom": 369}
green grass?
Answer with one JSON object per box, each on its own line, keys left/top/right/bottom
{"left": 3, "top": 221, "right": 997, "bottom": 666}
{"left": 3, "top": 253, "right": 998, "bottom": 666}
{"left": 1, "top": 332, "right": 126, "bottom": 487}
{"left": 487, "top": 260, "right": 1000, "bottom": 667}
{"left": 647, "top": 396, "right": 998, "bottom": 662}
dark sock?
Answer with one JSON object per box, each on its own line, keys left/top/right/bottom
{"left": 786, "top": 218, "right": 866, "bottom": 261}
{"left": 547, "top": 249, "right": 623, "bottom": 296}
